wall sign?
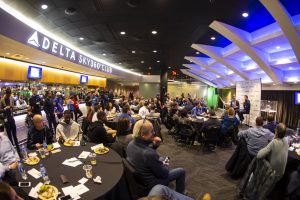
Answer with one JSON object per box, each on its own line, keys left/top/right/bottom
{"left": 27, "top": 31, "right": 112, "bottom": 74}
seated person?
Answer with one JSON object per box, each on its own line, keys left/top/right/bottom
{"left": 118, "top": 104, "right": 136, "bottom": 125}
{"left": 105, "top": 102, "right": 116, "bottom": 115}
{"left": 200, "top": 111, "right": 221, "bottom": 133}
{"left": 263, "top": 114, "right": 278, "bottom": 134}
{"left": 287, "top": 164, "right": 300, "bottom": 200}
{"left": 221, "top": 104, "right": 230, "bottom": 119}
{"left": 238, "top": 116, "right": 274, "bottom": 156}
{"left": 146, "top": 104, "right": 161, "bottom": 118}
{"left": 257, "top": 123, "right": 289, "bottom": 179}
{"left": 116, "top": 117, "right": 133, "bottom": 146}
{"left": 0, "top": 181, "right": 27, "bottom": 200}
{"left": 139, "top": 101, "right": 150, "bottom": 118}
{"left": 237, "top": 95, "right": 250, "bottom": 122}
{"left": 56, "top": 110, "right": 81, "bottom": 141}
{"left": 92, "top": 105, "right": 102, "bottom": 122}
{"left": 220, "top": 107, "right": 240, "bottom": 135}
{"left": 87, "top": 111, "right": 114, "bottom": 144}
{"left": 0, "top": 133, "right": 19, "bottom": 185}
{"left": 127, "top": 120, "right": 186, "bottom": 194}
{"left": 178, "top": 109, "right": 190, "bottom": 125}
{"left": 15, "top": 95, "right": 27, "bottom": 110}
{"left": 139, "top": 184, "right": 211, "bottom": 200}
{"left": 27, "top": 115, "right": 54, "bottom": 150}
{"left": 191, "top": 102, "right": 203, "bottom": 117}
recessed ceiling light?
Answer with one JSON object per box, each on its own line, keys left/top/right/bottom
{"left": 79, "top": 37, "right": 84, "bottom": 40}
{"left": 149, "top": 67, "right": 152, "bottom": 69}
{"left": 168, "top": 66, "right": 171, "bottom": 69}
{"left": 102, "top": 53, "right": 106, "bottom": 56}
{"left": 5, "top": 53, "right": 10, "bottom": 55}
{"left": 131, "top": 50, "right": 136, "bottom": 54}
{"left": 120, "top": 31, "right": 126, "bottom": 35}
{"left": 41, "top": 4, "right": 48, "bottom": 10}
{"left": 151, "top": 30, "right": 157, "bottom": 35}
{"left": 42, "top": 61, "right": 46, "bottom": 64}
{"left": 196, "top": 52, "right": 200, "bottom": 54}
{"left": 153, "top": 50, "right": 157, "bottom": 53}
{"left": 25, "top": 58, "right": 29, "bottom": 60}
{"left": 211, "top": 36, "right": 216, "bottom": 40}
{"left": 242, "top": 12, "right": 249, "bottom": 18}
{"left": 141, "top": 61, "right": 144, "bottom": 63}
{"left": 157, "top": 60, "right": 160, "bottom": 63}
{"left": 276, "top": 46, "right": 280, "bottom": 49}
{"left": 118, "top": 62, "right": 122, "bottom": 65}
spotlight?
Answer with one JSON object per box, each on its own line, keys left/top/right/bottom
{"left": 41, "top": 4, "right": 48, "bottom": 10}
{"left": 151, "top": 30, "right": 158, "bottom": 35}
{"left": 120, "top": 31, "right": 126, "bottom": 35}
{"left": 211, "top": 36, "right": 216, "bottom": 40}
{"left": 242, "top": 12, "right": 249, "bottom": 18}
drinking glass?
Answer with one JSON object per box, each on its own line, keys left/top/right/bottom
{"left": 83, "top": 165, "right": 93, "bottom": 179}
{"left": 89, "top": 153, "right": 97, "bottom": 165}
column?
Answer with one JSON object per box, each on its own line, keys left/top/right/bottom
{"left": 160, "top": 67, "right": 168, "bottom": 103}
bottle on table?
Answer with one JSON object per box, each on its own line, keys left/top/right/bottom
{"left": 39, "top": 146, "right": 46, "bottom": 159}
{"left": 20, "top": 145, "right": 29, "bottom": 161}
{"left": 40, "top": 164, "right": 50, "bottom": 184}
{"left": 17, "top": 160, "right": 27, "bottom": 180}
{"left": 43, "top": 141, "right": 49, "bottom": 156}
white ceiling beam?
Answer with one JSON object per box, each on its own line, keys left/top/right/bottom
{"left": 260, "top": 0, "right": 300, "bottom": 64}
{"left": 192, "top": 44, "right": 249, "bottom": 80}
{"left": 184, "top": 56, "right": 235, "bottom": 84}
{"left": 183, "top": 64, "right": 227, "bottom": 87}
{"left": 210, "top": 20, "right": 283, "bottom": 85}
{"left": 181, "top": 69, "right": 218, "bottom": 87}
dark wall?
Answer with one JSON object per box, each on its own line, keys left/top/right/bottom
{"left": 262, "top": 90, "right": 300, "bottom": 129}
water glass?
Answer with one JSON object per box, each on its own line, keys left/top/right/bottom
{"left": 83, "top": 165, "right": 93, "bottom": 179}
{"left": 89, "top": 153, "right": 97, "bottom": 165}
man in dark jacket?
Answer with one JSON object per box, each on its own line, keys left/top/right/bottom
{"left": 263, "top": 114, "right": 277, "bottom": 134}
{"left": 127, "top": 119, "right": 186, "bottom": 194}
{"left": 200, "top": 111, "right": 221, "bottom": 133}
{"left": 43, "top": 91, "right": 57, "bottom": 134}
{"left": 27, "top": 114, "right": 53, "bottom": 150}
{"left": 87, "top": 111, "right": 114, "bottom": 144}
{"left": 238, "top": 95, "right": 251, "bottom": 122}
{"left": 29, "top": 87, "right": 43, "bottom": 116}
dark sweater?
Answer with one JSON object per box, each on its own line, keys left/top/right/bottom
{"left": 87, "top": 121, "right": 114, "bottom": 144}
{"left": 27, "top": 126, "right": 54, "bottom": 150}
{"left": 126, "top": 138, "right": 169, "bottom": 187}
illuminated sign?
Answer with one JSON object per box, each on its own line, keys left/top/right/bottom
{"left": 27, "top": 31, "right": 112, "bottom": 74}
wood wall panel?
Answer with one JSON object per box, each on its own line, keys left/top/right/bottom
{"left": 0, "top": 58, "right": 106, "bottom": 87}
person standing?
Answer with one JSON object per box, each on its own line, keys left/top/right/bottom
{"left": 43, "top": 91, "right": 57, "bottom": 134}
{"left": 54, "top": 92, "right": 64, "bottom": 119}
{"left": 0, "top": 88, "right": 20, "bottom": 156}
{"left": 29, "top": 87, "right": 43, "bottom": 116}
{"left": 238, "top": 95, "right": 250, "bottom": 123}
{"left": 73, "top": 95, "right": 83, "bottom": 122}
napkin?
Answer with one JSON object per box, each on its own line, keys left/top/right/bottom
{"left": 62, "top": 186, "right": 81, "bottom": 200}
{"left": 74, "top": 141, "right": 81, "bottom": 146}
{"left": 62, "top": 157, "right": 83, "bottom": 167}
{"left": 52, "top": 142, "right": 61, "bottom": 149}
{"left": 74, "top": 184, "right": 89, "bottom": 195}
{"left": 93, "top": 176, "right": 102, "bottom": 184}
{"left": 289, "top": 146, "right": 295, "bottom": 151}
{"left": 78, "top": 177, "right": 88, "bottom": 184}
{"left": 91, "top": 143, "right": 104, "bottom": 151}
{"left": 28, "top": 152, "right": 38, "bottom": 157}
{"left": 52, "top": 149, "right": 61, "bottom": 154}
{"left": 28, "top": 182, "right": 43, "bottom": 198}
{"left": 78, "top": 151, "right": 90, "bottom": 159}
{"left": 28, "top": 168, "right": 42, "bottom": 179}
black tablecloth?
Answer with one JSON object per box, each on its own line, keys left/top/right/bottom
{"left": 19, "top": 143, "right": 130, "bottom": 200}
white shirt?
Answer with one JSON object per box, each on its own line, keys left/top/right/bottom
{"left": 138, "top": 106, "right": 149, "bottom": 118}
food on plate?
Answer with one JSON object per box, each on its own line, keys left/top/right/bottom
{"left": 64, "top": 140, "right": 75, "bottom": 146}
{"left": 47, "top": 144, "right": 54, "bottom": 151}
{"left": 94, "top": 146, "right": 109, "bottom": 155}
{"left": 38, "top": 185, "right": 58, "bottom": 200}
{"left": 25, "top": 156, "right": 40, "bottom": 165}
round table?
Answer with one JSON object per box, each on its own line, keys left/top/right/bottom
{"left": 19, "top": 143, "right": 125, "bottom": 200}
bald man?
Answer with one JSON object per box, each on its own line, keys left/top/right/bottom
{"left": 27, "top": 115, "right": 53, "bottom": 150}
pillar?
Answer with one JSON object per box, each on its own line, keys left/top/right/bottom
{"left": 160, "top": 67, "right": 168, "bottom": 103}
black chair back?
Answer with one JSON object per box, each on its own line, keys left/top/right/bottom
{"left": 203, "top": 126, "right": 220, "bottom": 142}
{"left": 122, "top": 158, "right": 151, "bottom": 200}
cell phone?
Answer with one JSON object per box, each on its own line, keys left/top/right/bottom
{"left": 58, "top": 195, "right": 72, "bottom": 200}
{"left": 18, "top": 182, "right": 31, "bottom": 187}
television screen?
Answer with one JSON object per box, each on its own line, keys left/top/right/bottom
{"left": 28, "top": 66, "right": 42, "bottom": 79}
{"left": 80, "top": 75, "right": 88, "bottom": 84}
{"left": 295, "top": 92, "right": 300, "bottom": 105}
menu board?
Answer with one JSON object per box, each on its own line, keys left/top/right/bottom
{"left": 236, "top": 79, "right": 261, "bottom": 126}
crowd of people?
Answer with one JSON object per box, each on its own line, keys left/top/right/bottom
{"left": 0, "top": 87, "right": 299, "bottom": 200}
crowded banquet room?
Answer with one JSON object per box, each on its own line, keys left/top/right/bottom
{"left": 1, "top": 0, "right": 300, "bottom": 199}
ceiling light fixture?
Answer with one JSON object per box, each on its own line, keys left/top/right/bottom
{"left": 168, "top": 66, "right": 171, "bottom": 69}
{"left": 151, "top": 30, "right": 157, "bottom": 35}
{"left": 149, "top": 67, "right": 152, "bottom": 69}
{"left": 276, "top": 46, "right": 280, "bottom": 49}
{"left": 141, "top": 61, "right": 144, "bottom": 63}
{"left": 196, "top": 52, "right": 199, "bottom": 54}
{"left": 102, "top": 53, "right": 106, "bottom": 56}
{"left": 157, "top": 60, "right": 160, "bottom": 63}
{"left": 153, "top": 50, "right": 157, "bottom": 53}
{"left": 242, "top": 12, "right": 249, "bottom": 18}
{"left": 25, "top": 58, "right": 29, "bottom": 60}
{"left": 41, "top": 4, "right": 48, "bottom": 10}
{"left": 131, "top": 50, "right": 136, "bottom": 54}
{"left": 5, "top": 53, "right": 10, "bottom": 55}
{"left": 120, "top": 31, "right": 126, "bottom": 35}
{"left": 211, "top": 36, "right": 216, "bottom": 40}
{"left": 79, "top": 37, "right": 84, "bottom": 40}
{"left": 118, "top": 62, "right": 122, "bottom": 65}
